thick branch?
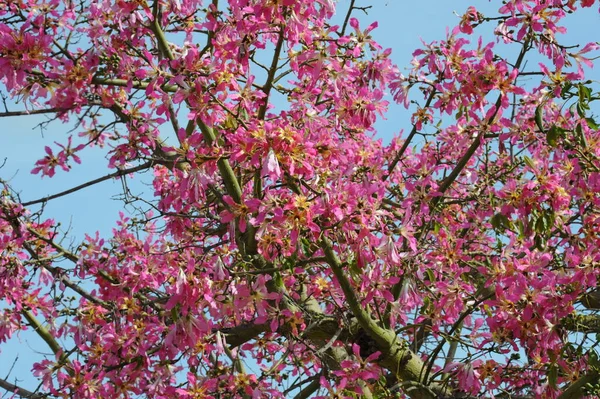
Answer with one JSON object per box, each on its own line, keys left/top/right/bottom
{"left": 257, "top": 27, "right": 284, "bottom": 120}
{"left": 0, "top": 108, "right": 65, "bottom": 118}
{"left": 145, "top": 8, "right": 244, "bottom": 206}
{"left": 21, "top": 310, "right": 71, "bottom": 372}
{"left": 218, "top": 322, "right": 269, "bottom": 348}
{"left": 321, "top": 238, "right": 448, "bottom": 399}
{"left": 562, "top": 313, "right": 600, "bottom": 333}
{"left": 197, "top": 120, "right": 243, "bottom": 203}
{"left": 292, "top": 377, "right": 321, "bottom": 399}
{"left": 432, "top": 36, "right": 531, "bottom": 207}
{"left": 0, "top": 378, "right": 48, "bottom": 399}
{"left": 580, "top": 290, "right": 600, "bottom": 310}
{"left": 557, "top": 370, "right": 599, "bottom": 399}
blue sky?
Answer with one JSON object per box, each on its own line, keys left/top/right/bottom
{"left": 1, "top": 0, "right": 599, "bottom": 394}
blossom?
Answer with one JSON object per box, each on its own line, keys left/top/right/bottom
{"left": 458, "top": 6, "right": 480, "bottom": 35}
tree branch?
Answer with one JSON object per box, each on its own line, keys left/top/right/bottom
{"left": 562, "top": 313, "right": 600, "bottom": 333}
{"left": 292, "top": 376, "right": 321, "bottom": 399}
{"left": 556, "top": 370, "right": 599, "bottom": 399}
{"left": 0, "top": 108, "right": 65, "bottom": 118}
{"left": 386, "top": 89, "right": 437, "bottom": 180}
{"left": 21, "top": 310, "right": 72, "bottom": 375}
{"left": 321, "top": 238, "right": 448, "bottom": 399}
{"left": 91, "top": 76, "right": 178, "bottom": 92}
{"left": 432, "top": 36, "right": 531, "bottom": 207}
{"left": 0, "top": 378, "right": 48, "bottom": 399}
{"left": 22, "top": 162, "right": 154, "bottom": 207}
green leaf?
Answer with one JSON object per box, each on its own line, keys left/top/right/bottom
{"left": 576, "top": 122, "right": 589, "bottom": 148}
{"left": 274, "top": 271, "right": 283, "bottom": 288}
{"left": 589, "top": 349, "right": 600, "bottom": 370}
{"left": 535, "top": 214, "right": 546, "bottom": 234}
{"left": 516, "top": 219, "right": 525, "bottom": 238}
{"left": 535, "top": 104, "right": 545, "bottom": 132}
{"left": 300, "top": 237, "right": 312, "bottom": 256}
{"left": 425, "top": 269, "right": 435, "bottom": 283}
{"left": 421, "top": 297, "right": 431, "bottom": 314}
{"left": 578, "top": 83, "right": 592, "bottom": 102}
{"left": 483, "top": 304, "right": 492, "bottom": 317}
{"left": 491, "top": 213, "right": 510, "bottom": 231}
{"left": 548, "top": 364, "right": 558, "bottom": 388}
{"left": 561, "top": 81, "right": 573, "bottom": 99}
{"left": 171, "top": 304, "right": 181, "bottom": 322}
{"left": 348, "top": 258, "right": 362, "bottom": 280}
{"left": 586, "top": 117, "right": 600, "bottom": 130}
{"left": 523, "top": 156, "right": 536, "bottom": 169}
{"left": 433, "top": 220, "right": 442, "bottom": 234}
{"left": 577, "top": 101, "right": 590, "bottom": 118}
{"left": 546, "top": 125, "right": 564, "bottom": 147}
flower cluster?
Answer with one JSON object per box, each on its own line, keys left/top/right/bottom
{"left": 1, "top": 0, "right": 600, "bottom": 398}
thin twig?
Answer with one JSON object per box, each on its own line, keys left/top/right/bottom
{"left": 22, "top": 162, "right": 153, "bottom": 207}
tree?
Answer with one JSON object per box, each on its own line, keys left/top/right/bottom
{"left": 1, "top": 0, "right": 600, "bottom": 397}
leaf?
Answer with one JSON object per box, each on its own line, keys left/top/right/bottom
{"left": 433, "top": 220, "right": 442, "bottom": 234}
{"left": 535, "top": 214, "right": 546, "bottom": 234}
{"left": 589, "top": 349, "right": 600, "bottom": 370}
{"left": 586, "top": 117, "right": 600, "bottom": 130}
{"left": 574, "top": 123, "right": 589, "bottom": 148}
{"left": 348, "top": 259, "right": 362, "bottom": 280}
{"left": 577, "top": 101, "right": 590, "bottom": 117}
{"left": 561, "top": 81, "right": 573, "bottom": 99}
{"left": 516, "top": 219, "right": 525, "bottom": 238}
{"left": 535, "top": 104, "right": 545, "bottom": 132}
{"left": 274, "top": 271, "right": 283, "bottom": 288}
{"left": 548, "top": 364, "right": 558, "bottom": 388}
{"left": 300, "top": 237, "right": 313, "bottom": 256}
{"left": 223, "top": 114, "right": 238, "bottom": 130}
{"left": 456, "top": 108, "right": 463, "bottom": 120}
{"left": 425, "top": 269, "right": 435, "bottom": 283}
{"left": 283, "top": 256, "right": 296, "bottom": 272}
{"left": 171, "top": 304, "right": 180, "bottom": 322}
{"left": 523, "top": 155, "right": 536, "bottom": 169}
{"left": 421, "top": 297, "right": 431, "bottom": 314}
{"left": 491, "top": 213, "right": 510, "bottom": 231}
{"left": 546, "top": 125, "right": 563, "bottom": 147}
{"left": 578, "top": 83, "right": 592, "bottom": 102}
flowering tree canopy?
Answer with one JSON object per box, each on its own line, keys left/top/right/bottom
{"left": 2, "top": 0, "right": 600, "bottom": 398}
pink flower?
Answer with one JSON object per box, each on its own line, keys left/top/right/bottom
{"left": 262, "top": 148, "right": 281, "bottom": 179}
{"left": 458, "top": 7, "right": 480, "bottom": 35}
{"left": 445, "top": 360, "right": 482, "bottom": 395}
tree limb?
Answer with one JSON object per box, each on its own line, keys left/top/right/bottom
{"left": 321, "top": 238, "right": 449, "bottom": 399}
{"left": 0, "top": 378, "right": 48, "bottom": 399}
{"left": 562, "top": 313, "right": 600, "bottom": 334}
{"left": 556, "top": 370, "right": 599, "bottom": 399}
